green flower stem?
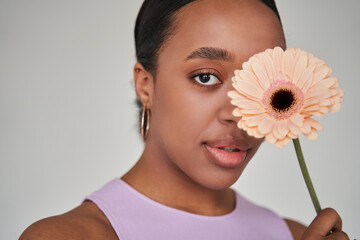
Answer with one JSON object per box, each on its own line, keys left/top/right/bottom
{"left": 292, "top": 138, "right": 322, "bottom": 214}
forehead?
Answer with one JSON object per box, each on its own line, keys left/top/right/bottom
{"left": 159, "top": 0, "right": 285, "bottom": 64}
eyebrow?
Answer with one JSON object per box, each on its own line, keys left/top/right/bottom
{"left": 185, "top": 47, "right": 235, "bottom": 62}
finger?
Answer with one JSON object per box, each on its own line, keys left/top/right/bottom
{"left": 302, "top": 208, "right": 342, "bottom": 239}
{"left": 325, "top": 230, "right": 349, "bottom": 240}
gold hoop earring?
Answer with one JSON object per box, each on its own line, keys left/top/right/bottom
{"left": 141, "top": 106, "right": 151, "bottom": 141}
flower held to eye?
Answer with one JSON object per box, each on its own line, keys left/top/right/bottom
{"left": 228, "top": 47, "right": 344, "bottom": 148}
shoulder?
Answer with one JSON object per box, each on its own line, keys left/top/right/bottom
{"left": 234, "top": 193, "right": 306, "bottom": 239}
{"left": 19, "top": 201, "right": 118, "bottom": 240}
{"left": 284, "top": 218, "right": 307, "bottom": 240}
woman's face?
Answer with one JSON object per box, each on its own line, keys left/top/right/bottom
{"left": 146, "top": 0, "right": 285, "bottom": 189}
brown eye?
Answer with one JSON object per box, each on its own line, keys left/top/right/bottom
{"left": 194, "top": 73, "right": 220, "bottom": 85}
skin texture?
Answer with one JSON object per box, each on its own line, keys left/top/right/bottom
{"left": 20, "top": 0, "right": 349, "bottom": 239}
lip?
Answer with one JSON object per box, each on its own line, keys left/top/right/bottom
{"left": 204, "top": 140, "right": 249, "bottom": 168}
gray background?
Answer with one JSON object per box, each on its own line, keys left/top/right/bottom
{"left": 1, "top": 0, "right": 359, "bottom": 239}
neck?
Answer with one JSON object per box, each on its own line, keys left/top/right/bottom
{"left": 121, "top": 140, "right": 235, "bottom": 216}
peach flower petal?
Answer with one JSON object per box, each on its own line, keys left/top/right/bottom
{"left": 272, "top": 123, "right": 284, "bottom": 140}
{"left": 313, "top": 77, "right": 337, "bottom": 89}
{"left": 303, "top": 105, "right": 320, "bottom": 113}
{"left": 272, "top": 47, "right": 284, "bottom": 73}
{"left": 288, "top": 120, "right": 301, "bottom": 135}
{"left": 330, "top": 103, "right": 341, "bottom": 112}
{"left": 313, "top": 65, "right": 331, "bottom": 85}
{"left": 233, "top": 108, "right": 242, "bottom": 117}
{"left": 244, "top": 114, "right": 267, "bottom": 127}
{"left": 288, "top": 131, "right": 298, "bottom": 139}
{"left": 281, "top": 48, "right": 295, "bottom": 79}
{"left": 305, "top": 89, "right": 331, "bottom": 101}
{"left": 273, "top": 121, "right": 289, "bottom": 140}
{"left": 307, "top": 118, "right": 323, "bottom": 131}
{"left": 275, "top": 137, "right": 291, "bottom": 148}
{"left": 260, "top": 52, "right": 275, "bottom": 82}
{"left": 290, "top": 113, "right": 304, "bottom": 128}
{"left": 239, "top": 70, "right": 259, "bottom": 88}
{"left": 278, "top": 120, "right": 290, "bottom": 138}
{"left": 265, "top": 132, "right": 277, "bottom": 144}
{"left": 252, "top": 62, "right": 271, "bottom": 90}
{"left": 293, "top": 52, "right": 308, "bottom": 85}
{"left": 300, "top": 120, "right": 312, "bottom": 134}
{"left": 228, "top": 90, "right": 242, "bottom": 99}
{"left": 303, "top": 98, "right": 320, "bottom": 108}
{"left": 240, "top": 108, "right": 266, "bottom": 114}
{"left": 234, "top": 79, "right": 263, "bottom": 100}
{"left": 304, "top": 128, "right": 318, "bottom": 141}
{"left": 231, "top": 99, "right": 263, "bottom": 110}
{"left": 297, "top": 65, "right": 315, "bottom": 91}
{"left": 258, "top": 117, "right": 276, "bottom": 135}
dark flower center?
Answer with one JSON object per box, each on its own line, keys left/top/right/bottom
{"left": 270, "top": 89, "right": 295, "bottom": 112}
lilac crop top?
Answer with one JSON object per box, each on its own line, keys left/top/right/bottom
{"left": 85, "top": 178, "right": 293, "bottom": 240}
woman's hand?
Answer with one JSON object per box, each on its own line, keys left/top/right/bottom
{"left": 301, "top": 208, "right": 349, "bottom": 240}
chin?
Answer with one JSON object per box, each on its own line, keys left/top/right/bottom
{"left": 192, "top": 169, "right": 244, "bottom": 190}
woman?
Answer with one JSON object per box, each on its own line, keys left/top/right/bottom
{"left": 20, "top": 0, "right": 349, "bottom": 239}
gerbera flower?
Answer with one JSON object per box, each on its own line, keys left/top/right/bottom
{"left": 228, "top": 47, "right": 344, "bottom": 148}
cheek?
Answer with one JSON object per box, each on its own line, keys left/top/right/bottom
{"left": 152, "top": 81, "right": 216, "bottom": 144}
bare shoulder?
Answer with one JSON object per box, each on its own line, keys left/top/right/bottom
{"left": 19, "top": 201, "right": 118, "bottom": 240}
{"left": 284, "top": 218, "right": 307, "bottom": 240}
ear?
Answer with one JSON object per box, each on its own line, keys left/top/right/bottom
{"left": 134, "top": 62, "right": 154, "bottom": 107}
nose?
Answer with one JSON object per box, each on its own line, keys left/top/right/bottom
{"left": 217, "top": 80, "right": 239, "bottom": 125}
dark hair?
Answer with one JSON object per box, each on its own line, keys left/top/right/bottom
{"left": 134, "top": 0, "right": 283, "bottom": 135}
